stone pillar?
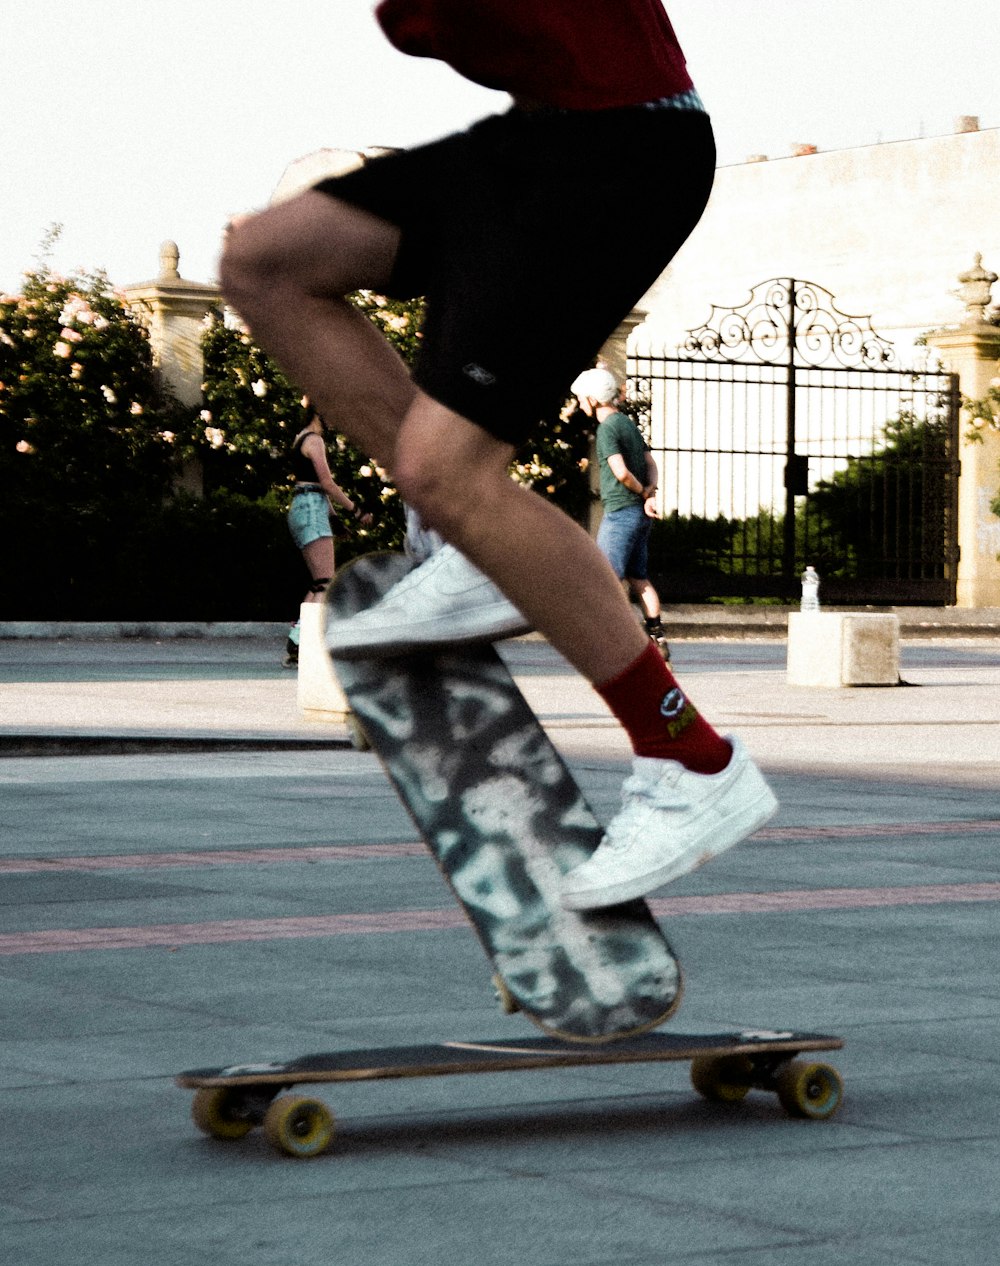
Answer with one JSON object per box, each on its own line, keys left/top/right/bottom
{"left": 578, "top": 311, "right": 647, "bottom": 535}
{"left": 122, "top": 242, "right": 221, "bottom": 406}
{"left": 122, "top": 243, "right": 221, "bottom": 496}
{"left": 598, "top": 310, "right": 644, "bottom": 385}
{"left": 926, "top": 255, "right": 1000, "bottom": 608}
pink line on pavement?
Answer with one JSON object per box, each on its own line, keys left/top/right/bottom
{"left": 2, "top": 883, "right": 999, "bottom": 956}
{"left": 4, "top": 819, "right": 999, "bottom": 876}
{"left": 0, "top": 843, "right": 426, "bottom": 874}
{"left": 754, "top": 820, "right": 1000, "bottom": 841}
{"left": 649, "top": 883, "right": 1000, "bottom": 917}
{"left": 0, "top": 909, "right": 465, "bottom": 956}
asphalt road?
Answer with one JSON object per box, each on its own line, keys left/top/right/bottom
{"left": 1, "top": 636, "right": 998, "bottom": 1265}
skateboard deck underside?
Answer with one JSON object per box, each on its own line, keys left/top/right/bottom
{"left": 326, "top": 553, "right": 681, "bottom": 1042}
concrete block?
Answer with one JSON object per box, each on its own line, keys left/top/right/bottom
{"left": 296, "top": 602, "right": 349, "bottom": 720}
{"left": 787, "top": 611, "right": 900, "bottom": 687}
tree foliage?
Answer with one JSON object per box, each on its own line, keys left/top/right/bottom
{"left": 645, "top": 411, "right": 954, "bottom": 597}
{"left": 1, "top": 260, "right": 183, "bottom": 514}
{"left": 190, "top": 293, "right": 428, "bottom": 553}
{"left": 196, "top": 295, "right": 599, "bottom": 536}
{"left": 0, "top": 254, "right": 203, "bottom": 618}
{"left": 2, "top": 238, "right": 597, "bottom": 617}
{"left": 803, "top": 411, "right": 953, "bottom": 579}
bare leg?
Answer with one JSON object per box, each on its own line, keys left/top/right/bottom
{"left": 302, "top": 537, "right": 335, "bottom": 602}
{"left": 220, "top": 192, "right": 416, "bottom": 465}
{"left": 393, "top": 395, "right": 648, "bottom": 686}
{"left": 627, "top": 577, "right": 661, "bottom": 621}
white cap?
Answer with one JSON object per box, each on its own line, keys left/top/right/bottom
{"left": 570, "top": 367, "right": 619, "bottom": 404}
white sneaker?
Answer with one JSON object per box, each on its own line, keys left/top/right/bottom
{"left": 327, "top": 544, "right": 531, "bottom": 659}
{"left": 561, "top": 737, "right": 777, "bottom": 910}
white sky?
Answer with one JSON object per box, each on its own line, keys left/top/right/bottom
{"left": 4, "top": 0, "right": 999, "bottom": 293}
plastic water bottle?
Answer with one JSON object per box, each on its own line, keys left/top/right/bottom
{"left": 800, "top": 566, "right": 820, "bottom": 612}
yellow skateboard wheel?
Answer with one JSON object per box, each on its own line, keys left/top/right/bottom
{"left": 191, "top": 1087, "right": 256, "bottom": 1140}
{"left": 263, "top": 1095, "right": 335, "bottom": 1158}
{"left": 775, "top": 1060, "right": 844, "bottom": 1120}
{"left": 689, "top": 1054, "right": 754, "bottom": 1103}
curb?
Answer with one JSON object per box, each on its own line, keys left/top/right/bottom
{"left": 2, "top": 610, "right": 1000, "bottom": 641}
{"left": 0, "top": 622, "right": 289, "bottom": 640}
{"left": 0, "top": 733, "right": 351, "bottom": 758}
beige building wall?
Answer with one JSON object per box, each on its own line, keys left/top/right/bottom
{"left": 634, "top": 125, "right": 1000, "bottom": 356}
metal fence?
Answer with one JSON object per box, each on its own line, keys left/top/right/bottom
{"left": 627, "top": 278, "right": 960, "bottom": 604}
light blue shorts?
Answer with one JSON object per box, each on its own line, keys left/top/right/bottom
{"left": 596, "top": 503, "right": 651, "bottom": 580}
{"left": 288, "top": 491, "right": 332, "bottom": 550}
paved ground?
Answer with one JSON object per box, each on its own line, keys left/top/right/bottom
{"left": 1, "top": 633, "right": 999, "bottom": 1265}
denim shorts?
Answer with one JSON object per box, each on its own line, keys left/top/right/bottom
{"left": 596, "top": 504, "right": 651, "bottom": 580}
{"left": 287, "top": 491, "right": 332, "bottom": 550}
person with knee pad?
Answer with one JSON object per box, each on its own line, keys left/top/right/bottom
{"left": 284, "top": 406, "right": 372, "bottom": 666}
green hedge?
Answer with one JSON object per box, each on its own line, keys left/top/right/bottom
{"left": 0, "top": 491, "right": 348, "bottom": 622}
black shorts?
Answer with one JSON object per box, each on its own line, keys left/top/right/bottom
{"left": 316, "top": 104, "right": 715, "bottom": 445}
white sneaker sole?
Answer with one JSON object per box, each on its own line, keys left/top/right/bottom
{"left": 328, "top": 606, "right": 532, "bottom": 660}
{"left": 561, "top": 782, "right": 778, "bottom": 911}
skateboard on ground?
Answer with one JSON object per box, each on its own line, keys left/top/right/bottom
{"left": 325, "top": 552, "right": 682, "bottom": 1044}
{"left": 177, "top": 1029, "right": 845, "bottom": 1158}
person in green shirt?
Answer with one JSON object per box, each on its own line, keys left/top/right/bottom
{"left": 573, "top": 368, "right": 670, "bottom": 660}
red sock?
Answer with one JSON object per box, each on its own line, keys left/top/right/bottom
{"left": 596, "top": 641, "right": 731, "bottom": 774}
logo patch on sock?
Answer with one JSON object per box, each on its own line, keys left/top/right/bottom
{"left": 660, "top": 687, "right": 698, "bottom": 737}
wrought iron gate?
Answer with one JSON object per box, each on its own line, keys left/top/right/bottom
{"left": 627, "top": 278, "right": 960, "bottom": 604}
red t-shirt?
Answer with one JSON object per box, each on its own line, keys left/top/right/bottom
{"left": 375, "top": 0, "right": 693, "bottom": 110}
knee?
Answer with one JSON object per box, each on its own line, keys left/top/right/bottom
{"left": 393, "top": 398, "right": 514, "bottom": 540}
{"left": 392, "top": 449, "right": 456, "bottom": 534}
{"left": 218, "top": 216, "right": 273, "bottom": 314}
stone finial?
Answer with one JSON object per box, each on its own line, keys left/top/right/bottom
{"left": 955, "top": 253, "right": 998, "bottom": 325}
{"left": 159, "top": 240, "right": 181, "bottom": 280}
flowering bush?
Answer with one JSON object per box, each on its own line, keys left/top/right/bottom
{"left": 964, "top": 376, "right": 1000, "bottom": 437}
{"left": 197, "top": 290, "right": 599, "bottom": 545}
{"left": 1, "top": 262, "right": 183, "bottom": 507}
{"left": 0, "top": 255, "right": 211, "bottom": 618}
{"left": 511, "top": 397, "right": 596, "bottom": 524}
{"left": 1, "top": 240, "right": 601, "bottom": 617}
{"left": 192, "top": 293, "right": 428, "bottom": 552}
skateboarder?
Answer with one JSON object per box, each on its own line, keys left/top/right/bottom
{"left": 573, "top": 366, "right": 672, "bottom": 661}
{"left": 284, "top": 406, "right": 373, "bottom": 667}
{"left": 220, "top": 0, "right": 777, "bottom": 911}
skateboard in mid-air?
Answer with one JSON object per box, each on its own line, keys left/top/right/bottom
{"left": 324, "top": 552, "right": 682, "bottom": 1044}
{"left": 177, "top": 1030, "right": 845, "bottom": 1158}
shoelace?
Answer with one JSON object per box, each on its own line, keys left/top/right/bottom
{"left": 372, "top": 546, "right": 453, "bottom": 604}
{"left": 602, "top": 762, "right": 689, "bottom": 849}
